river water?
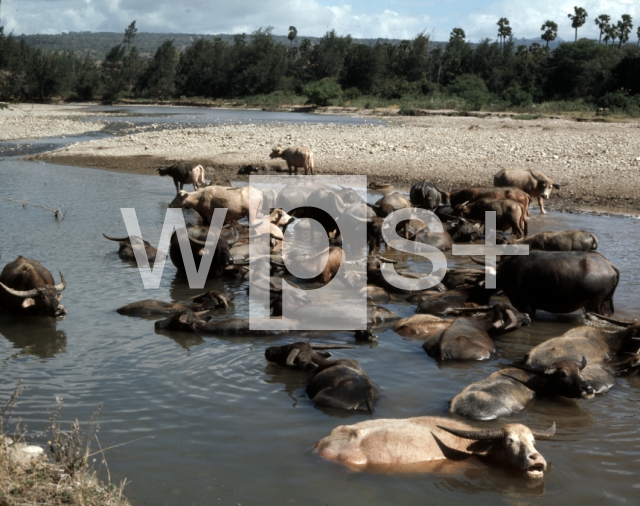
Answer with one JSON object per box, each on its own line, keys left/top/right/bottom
{"left": 0, "top": 106, "right": 639, "bottom": 505}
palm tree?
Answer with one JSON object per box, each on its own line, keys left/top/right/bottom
{"left": 541, "top": 20, "right": 558, "bottom": 49}
{"left": 594, "top": 14, "right": 611, "bottom": 43}
{"left": 449, "top": 28, "right": 466, "bottom": 42}
{"left": 616, "top": 15, "right": 633, "bottom": 49}
{"left": 568, "top": 6, "right": 588, "bottom": 41}
{"left": 288, "top": 26, "right": 298, "bottom": 45}
{"left": 605, "top": 24, "right": 619, "bottom": 46}
{"left": 497, "top": 18, "right": 512, "bottom": 49}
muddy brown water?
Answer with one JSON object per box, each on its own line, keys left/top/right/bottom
{"left": 1, "top": 108, "right": 640, "bottom": 505}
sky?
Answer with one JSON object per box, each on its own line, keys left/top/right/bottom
{"left": 1, "top": 0, "right": 638, "bottom": 43}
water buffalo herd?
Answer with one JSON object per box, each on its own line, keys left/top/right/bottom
{"left": 3, "top": 151, "right": 638, "bottom": 481}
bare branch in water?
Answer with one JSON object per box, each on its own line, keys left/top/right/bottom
{"left": 4, "top": 197, "right": 66, "bottom": 219}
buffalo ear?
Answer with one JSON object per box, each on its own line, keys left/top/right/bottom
{"left": 544, "top": 365, "right": 558, "bottom": 375}
{"left": 21, "top": 298, "right": 36, "bottom": 309}
{"left": 317, "top": 350, "right": 331, "bottom": 358}
{"left": 178, "top": 313, "right": 191, "bottom": 324}
{"left": 579, "top": 356, "right": 587, "bottom": 370}
{"left": 56, "top": 294, "right": 63, "bottom": 301}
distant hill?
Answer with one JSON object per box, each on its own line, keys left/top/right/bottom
{"left": 12, "top": 31, "right": 574, "bottom": 60}
{"left": 13, "top": 31, "right": 410, "bottom": 59}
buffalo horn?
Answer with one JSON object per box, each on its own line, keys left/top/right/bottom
{"left": 529, "top": 169, "right": 547, "bottom": 182}
{"left": 286, "top": 348, "right": 301, "bottom": 366}
{"left": 310, "top": 344, "right": 356, "bottom": 350}
{"left": 531, "top": 422, "right": 556, "bottom": 440}
{"left": 437, "top": 425, "right": 505, "bottom": 441}
{"left": 579, "top": 356, "right": 587, "bottom": 370}
{"left": 102, "top": 233, "right": 130, "bottom": 242}
{"left": 432, "top": 183, "right": 449, "bottom": 196}
{"left": 0, "top": 281, "right": 39, "bottom": 298}
{"left": 503, "top": 308, "right": 520, "bottom": 331}
{"left": 586, "top": 312, "right": 637, "bottom": 327}
{"left": 54, "top": 272, "right": 67, "bottom": 292}
{"left": 376, "top": 255, "right": 398, "bottom": 264}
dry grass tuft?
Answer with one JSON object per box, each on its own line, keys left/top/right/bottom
{"left": 0, "top": 385, "right": 131, "bottom": 506}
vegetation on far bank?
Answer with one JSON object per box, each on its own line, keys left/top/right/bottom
{"left": 1, "top": 12, "right": 640, "bottom": 118}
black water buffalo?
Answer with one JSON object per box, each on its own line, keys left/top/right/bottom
{"left": 401, "top": 304, "right": 530, "bottom": 361}
{"left": 494, "top": 169, "right": 566, "bottom": 214}
{"left": 0, "top": 256, "right": 66, "bottom": 318}
{"left": 450, "top": 359, "right": 594, "bottom": 420}
{"left": 103, "top": 233, "right": 164, "bottom": 265}
{"left": 158, "top": 161, "right": 205, "bottom": 195}
{"left": 488, "top": 251, "right": 619, "bottom": 317}
{"left": 154, "top": 309, "right": 297, "bottom": 335}
{"left": 169, "top": 228, "right": 233, "bottom": 277}
{"left": 524, "top": 319, "right": 640, "bottom": 367}
{"left": 409, "top": 181, "right": 449, "bottom": 210}
{"left": 265, "top": 342, "right": 380, "bottom": 411}
{"left": 510, "top": 230, "right": 598, "bottom": 251}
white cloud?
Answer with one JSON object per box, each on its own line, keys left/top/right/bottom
{"left": 0, "top": 0, "right": 637, "bottom": 43}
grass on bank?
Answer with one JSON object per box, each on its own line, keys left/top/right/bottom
{"left": 0, "top": 385, "right": 130, "bottom": 506}
{"left": 106, "top": 91, "right": 640, "bottom": 122}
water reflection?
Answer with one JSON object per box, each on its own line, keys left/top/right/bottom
{"left": 0, "top": 316, "right": 67, "bottom": 359}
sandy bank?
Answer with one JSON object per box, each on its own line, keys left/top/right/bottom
{"left": 3, "top": 104, "right": 640, "bottom": 213}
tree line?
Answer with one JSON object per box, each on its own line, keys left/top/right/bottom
{"left": 1, "top": 15, "right": 639, "bottom": 114}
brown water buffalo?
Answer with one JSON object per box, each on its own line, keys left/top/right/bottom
{"left": 0, "top": 256, "right": 67, "bottom": 318}
{"left": 169, "top": 185, "right": 262, "bottom": 224}
{"left": 450, "top": 360, "right": 594, "bottom": 420}
{"left": 407, "top": 304, "right": 530, "bottom": 361}
{"left": 510, "top": 230, "right": 598, "bottom": 251}
{"left": 284, "top": 246, "right": 344, "bottom": 285}
{"left": 453, "top": 198, "right": 527, "bottom": 238}
{"left": 102, "top": 233, "right": 164, "bottom": 265}
{"left": 265, "top": 342, "right": 380, "bottom": 411}
{"left": 316, "top": 416, "right": 556, "bottom": 478}
{"left": 485, "top": 251, "right": 619, "bottom": 317}
{"left": 368, "top": 193, "right": 411, "bottom": 217}
{"left": 116, "top": 290, "right": 234, "bottom": 316}
{"left": 494, "top": 169, "right": 566, "bottom": 214}
{"left": 270, "top": 146, "right": 315, "bottom": 175}
{"left": 449, "top": 186, "right": 531, "bottom": 218}
{"left": 413, "top": 284, "right": 491, "bottom": 315}
{"left": 158, "top": 162, "right": 206, "bottom": 195}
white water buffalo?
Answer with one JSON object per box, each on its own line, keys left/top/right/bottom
{"left": 510, "top": 230, "right": 598, "bottom": 251}
{"left": 0, "top": 256, "right": 67, "bottom": 318}
{"left": 158, "top": 162, "right": 206, "bottom": 195}
{"left": 494, "top": 169, "right": 565, "bottom": 214}
{"left": 169, "top": 185, "right": 262, "bottom": 224}
{"left": 316, "top": 417, "right": 556, "bottom": 478}
{"left": 270, "top": 146, "right": 315, "bottom": 175}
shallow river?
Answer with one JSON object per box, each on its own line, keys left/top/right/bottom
{"left": 1, "top": 107, "right": 639, "bottom": 506}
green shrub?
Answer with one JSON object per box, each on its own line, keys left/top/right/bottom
{"left": 598, "top": 92, "right": 640, "bottom": 114}
{"left": 502, "top": 86, "right": 533, "bottom": 107}
{"left": 302, "top": 78, "right": 342, "bottom": 106}
{"left": 448, "top": 74, "right": 492, "bottom": 109}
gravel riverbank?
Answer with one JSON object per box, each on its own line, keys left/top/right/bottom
{"left": 3, "top": 104, "right": 640, "bottom": 213}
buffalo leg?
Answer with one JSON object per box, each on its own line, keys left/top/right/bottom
{"left": 538, "top": 196, "right": 546, "bottom": 214}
